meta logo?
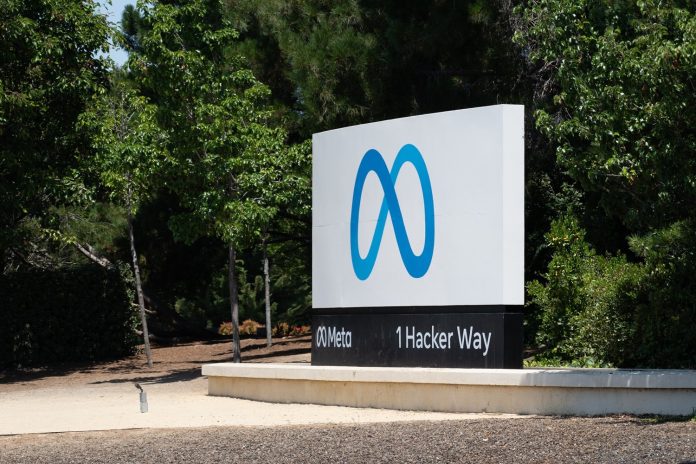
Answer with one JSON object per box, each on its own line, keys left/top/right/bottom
{"left": 350, "top": 144, "right": 435, "bottom": 280}
{"left": 315, "top": 325, "right": 352, "bottom": 348}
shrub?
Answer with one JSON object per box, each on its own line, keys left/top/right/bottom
{"left": 628, "top": 221, "right": 696, "bottom": 368}
{"left": 272, "top": 322, "right": 290, "bottom": 337}
{"left": 239, "top": 319, "right": 261, "bottom": 336}
{"left": 0, "top": 265, "right": 138, "bottom": 368}
{"left": 218, "top": 319, "right": 262, "bottom": 338}
{"left": 531, "top": 215, "right": 696, "bottom": 368}
{"left": 289, "top": 325, "right": 311, "bottom": 336}
{"left": 528, "top": 215, "right": 644, "bottom": 367}
{"left": 218, "top": 321, "right": 233, "bottom": 336}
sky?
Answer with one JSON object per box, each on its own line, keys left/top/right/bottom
{"left": 97, "top": 0, "right": 133, "bottom": 67}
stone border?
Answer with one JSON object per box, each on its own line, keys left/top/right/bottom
{"left": 202, "top": 363, "right": 696, "bottom": 416}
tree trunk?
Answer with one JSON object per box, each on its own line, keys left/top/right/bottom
{"left": 128, "top": 212, "right": 153, "bottom": 368}
{"left": 228, "top": 243, "right": 241, "bottom": 363}
{"left": 263, "top": 237, "right": 272, "bottom": 348}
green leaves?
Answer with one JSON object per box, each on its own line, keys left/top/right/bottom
{"left": 231, "top": 0, "right": 521, "bottom": 136}
{"left": 518, "top": 1, "right": 696, "bottom": 367}
{"left": 127, "top": 0, "right": 294, "bottom": 249}
{"left": 80, "top": 76, "right": 167, "bottom": 215}
{"left": 0, "top": 0, "right": 110, "bottom": 269}
{"left": 528, "top": 215, "right": 644, "bottom": 367}
{"left": 517, "top": 0, "right": 696, "bottom": 230}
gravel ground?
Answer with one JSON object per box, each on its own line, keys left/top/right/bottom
{"left": 1, "top": 417, "right": 695, "bottom": 464}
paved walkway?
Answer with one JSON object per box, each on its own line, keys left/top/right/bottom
{"left": 0, "top": 376, "right": 519, "bottom": 435}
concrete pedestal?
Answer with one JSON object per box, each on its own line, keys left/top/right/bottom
{"left": 202, "top": 363, "right": 696, "bottom": 416}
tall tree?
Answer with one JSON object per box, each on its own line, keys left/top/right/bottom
{"left": 0, "top": 0, "right": 110, "bottom": 272}
{"left": 227, "top": 0, "right": 522, "bottom": 136}
{"left": 80, "top": 77, "right": 167, "bottom": 367}
{"left": 130, "top": 0, "right": 286, "bottom": 361}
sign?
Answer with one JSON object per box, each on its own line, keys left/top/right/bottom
{"left": 312, "top": 105, "right": 524, "bottom": 368}
{"left": 313, "top": 105, "right": 524, "bottom": 309}
{"left": 311, "top": 311, "right": 522, "bottom": 368}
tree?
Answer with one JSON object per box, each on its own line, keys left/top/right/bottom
{"left": 130, "top": 0, "right": 287, "bottom": 361}
{"left": 0, "top": 0, "right": 110, "bottom": 272}
{"left": 79, "top": 77, "right": 167, "bottom": 367}
{"left": 227, "top": 0, "right": 523, "bottom": 136}
{"left": 516, "top": 0, "right": 696, "bottom": 367}
{"left": 516, "top": 0, "right": 696, "bottom": 233}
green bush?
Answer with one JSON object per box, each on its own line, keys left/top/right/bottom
{"left": 529, "top": 216, "right": 696, "bottom": 368}
{"left": 0, "top": 266, "right": 138, "bottom": 367}
{"left": 528, "top": 215, "right": 644, "bottom": 367}
{"left": 628, "top": 221, "right": 696, "bottom": 368}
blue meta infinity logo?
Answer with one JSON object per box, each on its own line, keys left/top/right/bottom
{"left": 350, "top": 144, "right": 435, "bottom": 280}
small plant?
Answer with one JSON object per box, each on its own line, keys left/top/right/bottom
{"left": 289, "top": 325, "right": 311, "bottom": 336}
{"left": 272, "top": 322, "right": 290, "bottom": 337}
{"left": 218, "top": 322, "right": 233, "bottom": 336}
{"left": 239, "top": 319, "right": 261, "bottom": 337}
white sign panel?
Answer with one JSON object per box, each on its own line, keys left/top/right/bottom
{"left": 312, "top": 105, "right": 524, "bottom": 309}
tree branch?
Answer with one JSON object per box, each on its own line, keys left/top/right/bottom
{"left": 73, "top": 242, "right": 114, "bottom": 269}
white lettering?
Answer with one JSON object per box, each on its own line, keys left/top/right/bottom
{"left": 406, "top": 326, "right": 415, "bottom": 348}
{"left": 416, "top": 331, "right": 424, "bottom": 349}
{"left": 396, "top": 326, "right": 453, "bottom": 350}
{"left": 431, "top": 326, "right": 440, "bottom": 349}
{"left": 473, "top": 332, "right": 482, "bottom": 350}
{"left": 314, "top": 326, "right": 352, "bottom": 349}
{"left": 482, "top": 332, "right": 491, "bottom": 356}
{"left": 456, "top": 326, "right": 492, "bottom": 356}
{"left": 457, "top": 326, "right": 473, "bottom": 349}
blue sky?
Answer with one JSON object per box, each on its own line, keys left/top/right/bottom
{"left": 97, "top": 0, "right": 133, "bottom": 67}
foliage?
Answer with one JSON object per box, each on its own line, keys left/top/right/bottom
{"left": 79, "top": 75, "right": 167, "bottom": 217}
{"left": 271, "top": 321, "right": 290, "bottom": 337}
{"left": 528, "top": 215, "right": 644, "bottom": 367}
{"left": 289, "top": 325, "right": 311, "bottom": 337}
{"left": 529, "top": 215, "right": 696, "bottom": 368}
{"left": 236, "top": 263, "right": 276, "bottom": 322}
{"left": 0, "top": 0, "right": 110, "bottom": 272}
{"left": 239, "top": 319, "right": 261, "bottom": 336}
{"left": 269, "top": 322, "right": 310, "bottom": 337}
{"left": 128, "top": 0, "right": 285, "bottom": 249}
{"left": 517, "top": 0, "right": 696, "bottom": 367}
{"left": 218, "top": 319, "right": 260, "bottom": 337}
{"left": 0, "top": 266, "right": 138, "bottom": 367}
{"left": 628, "top": 221, "right": 696, "bottom": 368}
{"left": 122, "top": 0, "right": 312, "bottom": 347}
{"left": 229, "top": 0, "right": 523, "bottom": 136}
{"left": 516, "top": 0, "right": 696, "bottom": 231}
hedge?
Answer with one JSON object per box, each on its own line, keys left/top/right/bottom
{"left": 0, "top": 265, "right": 138, "bottom": 368}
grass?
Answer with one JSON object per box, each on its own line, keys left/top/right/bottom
{"left": 638, "top": 411, "right": 696, "bottom": 424}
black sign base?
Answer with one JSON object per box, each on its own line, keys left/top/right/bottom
{"left": 312, "top": 308, "right": 522, "bottom": 368}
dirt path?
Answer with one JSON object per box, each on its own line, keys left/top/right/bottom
{"left": 0, "top": 335, "right": 311, "bottom": 393}
{"left": 1, "top": 336, "right": 519, "bottom": 435}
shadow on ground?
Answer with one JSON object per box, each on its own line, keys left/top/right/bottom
{"left": 0, "top": 336, "right": 311, "bottom": 387}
